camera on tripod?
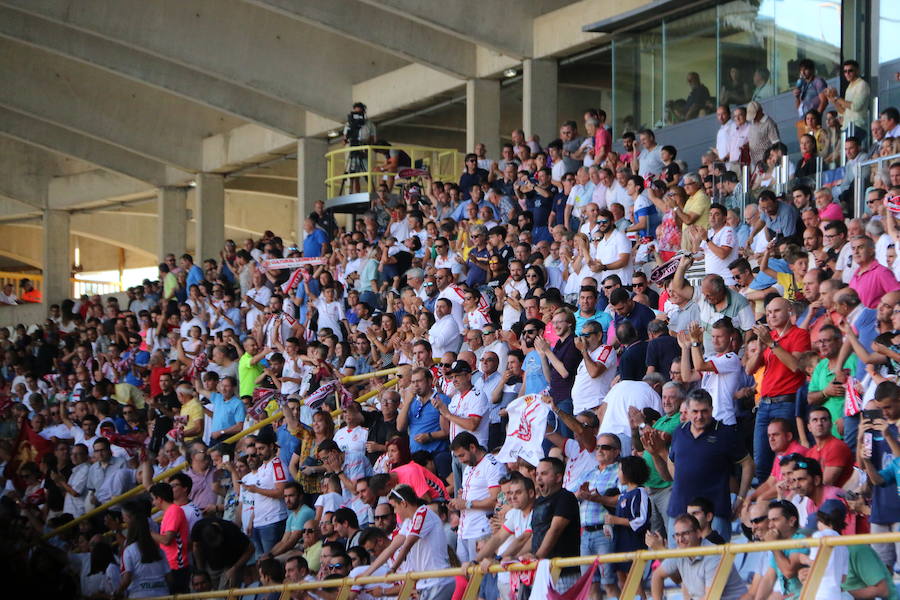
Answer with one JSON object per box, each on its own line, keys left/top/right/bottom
{"left": 345, "top": 102, "right": 368, "bottom": 146}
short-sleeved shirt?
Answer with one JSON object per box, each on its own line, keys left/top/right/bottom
{"left": 770, "top": 533, "right": 809, "bottom": 598}
{"left": 392, "top": 461, "right": 448, "bottom": 502}
{"left": 681, "top": 190, "right": 710, "bottom": 249}
{"left": 870, "top": 426, "right": 900, "bottom": 524}
{"left": 759, "top": 326, "right": 811, "bottom": 398}
{"left": 805, "top": 437, "right": 854, "bottom": 488}
{"left": 645, "top": 335, "right": 680, "bottom": 378}
{"left": 618, "top": 340, "right": 649, "bottom": 381}
{"left": 179, "top": 398, "right": 204, "bottom": 442}
{"left": 160, "top": 503, "right": 191, "bottom": 570}
{"left": 123, "top": 542, "right": 170, "bottom": 598}
{"left": 407, "top": 391, "right": 450, "bottom": 455}
{"left": 843, "top": 544, "right": 899, "bottom": 599}
{"left": 808, "top": 355, "right": 858, "bottom": 435}
{"left": 770, "top": 441, "right": 807, "bottom": 481}
{"left": 571, "top": 345, "right": 617, "bottom": 412}
{"left": 523, "top": 350, "right": 549, "bottom": 395}
{"left": 850, "top": 261, "right": 900, "bottom": 308}
{"left": 701, "top": 353, "right": 743, "bottom": 426}
{"left": 668, "top": 421, "right": 748, "bottom": 518}
{"left": 459, "top": 453, "right": 506, "bottom": 539}
{"left": 209, "top": 394, "right": 246, "bottom": 434}
{"left": 661, "top": 539, "right": 747, "bottom": 600}
{"left": 449, "top": 388, "right": 490, "bottom": 448}
{"left": 643, "top": 412, "right": 681, "bottom": 489}
{"left": 531, "top": 487, "right": 581, "bottom": 575}
{"left": 243, "top": 457, "right": 288, "bottom": 527}
{"left": 760, "top": 201, "right": 800, "bottom": 239}
{"left": 302, "top": 228, "right": 328, "bottom": 258}
{"left": 612, "top": 300, "right": 656, "bottom": 341}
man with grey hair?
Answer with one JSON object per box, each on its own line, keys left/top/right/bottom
{"left": 864, "top": 217, "right": 892, "bottom": 267}
{"left": 849, "top": 234, "right": 900, "bottom": 308}
{"left": 675, "top": 172, "right": 710, "bottom": 251}
{"left": 405, "top": 267, "right": 427, "bottom": 301}
{"left": 464, "top": 224, "right": 491, "bottom": 287}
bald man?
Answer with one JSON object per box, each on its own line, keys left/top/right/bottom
{"left": 746, "top": 296, "right": 811, "bottom": 480}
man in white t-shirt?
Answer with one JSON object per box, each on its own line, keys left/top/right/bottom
{"left": 598, "top": 379, "right": 662, "bottom": 457}
{"left": 310, "top": 285, "right": 347, "bottom": 341}
{"left": 240, "top": 426, "right": 288, "bottom": 557}
{"left": 678, "top": 320, "right": 742, "bottom": 426}
{"left": 434, "top": 360, "right": 489, "bottom": 491}
{"left": 693, "top": 203, "right": 738, "bottom": 286}
{"left": 498, "top": 260, "right": 528, "bottom": 330}
{"left": 449, "top": 432, "right": 505, "bottom": 562}
{"left": 570, "top": 323, "right": 617, "bottom": 414}
{"left": 545, "top": 398, "right": 601, "bottom": 493}
{"left": 591, "top": 209, "right": 633, "bottom": 284}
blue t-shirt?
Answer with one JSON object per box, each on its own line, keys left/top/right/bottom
{"left": 407, "top": 392, "right": 450, "bottom": 455}
{"left": 186, "top": 264, "right": 204, "bottom": 290}
{"left": 870, "top": 426, "right": 900, "bottom": 524}
{"left": 550, "top": 192, "right": 568, "bottom": 227}
{"left": 876, "top": 454, "right": 900, "bottom": 503}
{"left": 668, "top": 421, "right": 748, "bottom": 518}
{"left": 303, "top": 228, "right": 328, "bottom": 258}
{"left": 210, "top": 394, "right": 246, "bottom": 433}
{"left": 122, "top": 350, "right": 150, "bottom": 387}
{"left": 526, "top": 187, "right": 556, "bottom": 228}
{"left": 276, "top": 424, "right": 301, "bottom": 480}
{"left": 523, "top": 349, "right": 548, "bottom": 394}
{"left": 633, "top": 194, "right": 660, "bottom": 238}
{"left": 612, "top": 301, "right": 656, "bottom": 341}
{"left": 574, "top": 309, "right": 610, "bottom": 336}
{"left": 465, "top": 247, "right": 491, "bottom": 287}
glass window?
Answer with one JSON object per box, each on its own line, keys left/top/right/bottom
{"left": 664, "top": 7, "right": 718, "bottom": 123}
{"left": 878, "top": 0, "right": 900, "bottom": 107}
{"left": 612, "top": 26, "right": 663, "bottom": 135}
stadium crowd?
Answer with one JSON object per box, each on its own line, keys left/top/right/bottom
{"left": 2, "top": 64, "right": 900, "bottom": 600}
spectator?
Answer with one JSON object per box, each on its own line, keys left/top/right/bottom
{"left": 788, "top": 456, "right": 855, "bottom": 533}
{"left": 849, "top": 235, "right": 900, "bottom": 308}
{"left": 449, "top": 432, "right": 504, "bottom": 562}
{"left": 631, "top": 129, "right": 665, "bottom": 179}
{"left": 755, "top": 500, "right": 808, "bottom": 599}
{"left": 678, "top": 319, "right": 741, "bottom": 426}
{"left": 675, "top": 173, "right": 710, "bottom": 251}
{"left": 117, "top": 502, "right": 171, "bottom": 598}
{"left": 745, "top": 102, "right": 781, "bottom": 167}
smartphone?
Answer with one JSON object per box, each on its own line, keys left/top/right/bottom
{"left": 223, "top": 454, "right": 230, "bottom": 463}
{"left": 862, "top": 409, "right": 884, "bottom": 420}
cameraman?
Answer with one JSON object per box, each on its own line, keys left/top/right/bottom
{"left": 343, "top": 102, "right": 376, "bottom": 193}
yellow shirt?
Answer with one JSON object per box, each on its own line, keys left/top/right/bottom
{"left": 179, "top": 398, "right": 204, "bottom": 442}
{"left": 681, "top": 190, "right": 710, "bottom": 250}
{"left": 775, "top": 271, "right": 804, "bottom": 302}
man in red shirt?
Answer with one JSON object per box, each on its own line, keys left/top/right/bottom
{"left": 804, "top": 406, "right": 853, "bottom": 487}
{"left": 150, "top": 482, "right": 191, "bottom": 593}
{"left": 744, "top": 418, "right": 807, "bottom": 505}
{"left": 747, "top": 297, "right": 811, "bottom": 481}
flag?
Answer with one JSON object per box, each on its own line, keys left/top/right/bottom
{"left": 4, "top": 422, "right": 54, "bottom": 490}
{"left": 844, "top": 376, "right": 863, "bottom": 417}
{"left": 495, "top": 394, "right": 550, "bottom": 467}
{"left": 526, "top": 559, "right": 599, "bottom": 600}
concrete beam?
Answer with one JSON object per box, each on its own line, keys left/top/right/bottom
{"left": 195, "top": 173, "right": 225, "bottom": 262}
{"left": 158, "top": 187, "right": 187, "bottom": 261}
{"left": 42, "top": 209, "right": 71, "bottom": 305}
{"left": 0, "top": 196, "right": 42, "bottom": 221}
{"left": 297, "top": 138, "right": 327, "bottom": 241}
{"left": 354, "top": 64, "right": 463, "bottom": 119}
{"left": 202, "top": 124, "right": 297, "bottom": 174}
{"left": 0, "top": 137, "right": 49, "bottom": 208}
{"left": 357, "top": 0, "right": 533, "bottom": 58}
{"left": 523, "top": 58, "right": 559, "bottom": 147}
{"left": 48, "top": 170, "right": 155, "bottom": 210}
{"left": 0, "top": 5, "right": 305, "bottom": 137}
{"left": 466, "top": 79, "right": 501, "bottom": 159}
{"left": 0, "top": 40, "right": 244, "bottom": 171}
{"left": 244, "top": 0, "right": 475, "bottom": 79}
{"left": 6, "top": 0, "right": 408, "bottom": 122}
{"left": 226, "top": 178, "right": 297, "bottom": 199}
{"left": 0, "top": 108, "right": 191, "bottom": 187}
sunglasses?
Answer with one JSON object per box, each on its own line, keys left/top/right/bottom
{"left": 327, "top": 563, "right": 346, "bottom": 570}
{"left": 522, "top": 329, "right": 537, "bottom": 335}
{"left": 374, "top": 514, "right": 391, "bottom": 520}
{"left": 598, "top": 219, "right": 611, "bottom": 225}
{"left": 749, "top": 516, "right": 767, "bottom": 524}
{"left": 597, "top": 443, "right": 616, "bottom": 450}
{"left": 301, "top": 528, "right": 317, "bottom": 533}
{"left": 439, "top": 362, "right": 453, "bottom": 368}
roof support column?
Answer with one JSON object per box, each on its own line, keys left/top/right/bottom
{"left": 157, "top": 186, "right": 187, "bottom": 262}
{"left": 195, "top": 173, "right": 225, "bottom": 262}
{"left": 296, "top": 137, "right": 327, "bottom": 245}
{"left": 42, "top": 209, "right": 71, "bottom": 305}
{"left": 523, "top": 58, "right": 558, "bottom": 148}
{"left": 466, "top": 78, "right": 500, "bottom": 160}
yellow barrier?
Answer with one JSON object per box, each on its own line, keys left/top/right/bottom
{"left": 136, "top": 531, "right": 900, "bottom": 600}
{"left": 44, "top": 367, "right": 402, "bottom": 539}
{"left": 324, "top": 144, "right": 463, "bottom": 197}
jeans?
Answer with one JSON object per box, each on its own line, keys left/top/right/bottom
{"left": 418, "top": 581, "right": 455, "bottom": 600}
{"left": 251, "top": 519, "right": 286, "bottom": 558}
{"left": 433, "top": 448, "right": 452, "bottom": 481}
{"left": 456, "top": 536, "right": 478, "bottom": 563}
{"left": 581, "top": 529, "right": 615, "bottom": 584}
{"left": 648, "top": 486, "right": 672, "bottom": 539}
{"left": 753, "top": 399, "right": 795, "bottom": 481}
{"left": 871, "top": 522, "right": 900, "bottom": 571}
{"left": 843, "top": 413, "right": 860, "bottom": 452}
{"left": 452, "top": 453, "right": 464, "bottom": 493}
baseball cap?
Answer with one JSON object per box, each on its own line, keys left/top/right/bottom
{"left": 448, "top": 360, "right": 473, "bottom": 375}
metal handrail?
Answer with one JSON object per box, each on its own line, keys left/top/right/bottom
{"left": 324, "top": 143, "right": 463, "bottom": 198}
{"left": 137, "top": 531, "right": 900, "bottom": 600}
{"left": 43, "top": 368, "right": 402, "bottom": 539}
{"left": 854, "top": 150, "right": 900, "bottom": 217}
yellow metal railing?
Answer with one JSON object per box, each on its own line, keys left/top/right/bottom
{"left": 137, "top": 531, "right": 900, "bottom": 600}
{"left": 0, "top": 271, "right": 123, "bottom": 302}
{"left": 325, "top": 144, "right": 463, "bottom": 198}
{"left": 44, "top": 368, "right": 402, "bottom": 539}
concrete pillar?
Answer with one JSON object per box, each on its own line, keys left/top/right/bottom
{"left": 42, "top": 209, "right": 71, "bottom": 305}
{"left": 523, "top": 58, "right": 558, "bottom": 148}
{"left": 296, "top": 137, "right": 327, "bottom": 243}
{"left": 466, "top": 78, "right": 501, "bottom": 159}
{"left": 157, "top": 186, "right": 187, "bottom": 262}
{"left": 195, "top": 173, "right": 225, "bottom": 262}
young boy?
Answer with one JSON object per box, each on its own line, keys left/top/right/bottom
{"left": 760, "top": 243, "right": 808, "bottom": 302}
